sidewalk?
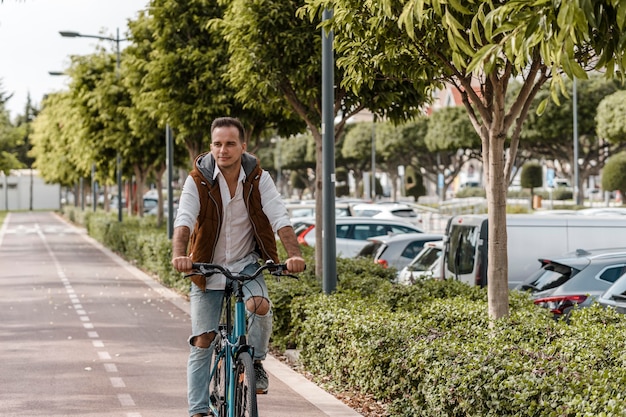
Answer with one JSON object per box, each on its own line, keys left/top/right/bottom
{"left": 78, "top": 222, "right": 363, "bottom": 417}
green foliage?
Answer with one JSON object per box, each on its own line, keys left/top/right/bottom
{"left": 0, "top": 106, "right": 25, "bottom": 174}
{"left": 404, "top": 165, "right": 426, "bottom": 200}
{"left": 597, "top": 90, "right": 626, "bottom": 144}
{"left": 425, "top": 107, "right": 481, "bottom": 152}
{"left": 335, "top": 166, "right": 349, "bottom": 197}
{"left": 520, "top": 162, "right": 543, "bottom": 190}
{"left": 65, "top": 207, "right": 626, "bottom": 415}
{"left": 602, "top": 152, "right": 626, "bottom": 198}
{"left": 455, "top": 187, "right": 486, "bottom": 198}
{"left": 285, "top": 272, "right": 626, "bottom": 415}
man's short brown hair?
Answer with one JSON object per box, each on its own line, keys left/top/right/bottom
{"left": 211, "top": 117, "right": 245, "bottom": 143}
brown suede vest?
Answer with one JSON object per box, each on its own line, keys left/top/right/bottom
{"left": 188, "top": 151, "right": 279, "bottom": 290}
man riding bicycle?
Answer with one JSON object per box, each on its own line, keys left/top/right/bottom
{"left": 171, "top": 117, "right": 305, "bottom": 417}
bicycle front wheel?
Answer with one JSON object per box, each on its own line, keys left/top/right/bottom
{"left": 209, "top": 333, "right": 226, "bottom": 414}
{"left": 233, "top": 351, "right": 258, "bottom": 417}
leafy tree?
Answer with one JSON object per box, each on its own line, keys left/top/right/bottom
{"left": 395, "top": 118, "right": 437, "bottom": 198}
{"left": 0, "top": 110, "right": 23, "bottom": 174}
{"left": 520, "top": 76, "right": 626, "bottom": 201}
{"left": 143, "top": 0, "right": 304, "bottom": 168}
{"left": 341, "top": 122, "right": 375, "bottom": 198}
{"left": 597, "top": 90, "right": 626, "bottom": 144}
{"left": 279, "top": 134, "right": 316, "bottom": 197}
{"left": 144, "top": 0, "right": 234, "bottom": 163}
{"left": 0, "top": 80, "right": 13, "bottom": 107}
{"left": 520, "top": 162, "right": 543, "bottom": 207}
{"left": 13, "top": 94, "right": 38, "bottom": 168}
{"left": 375, "top": 121, "right": 419, "bottom": 201}
{"left": 0, "top": 81, "right": 22, "bottom": 174}
{"left": 125, "top": 10, "right": 188, "bottom": 224}
{"left": 602, "top": 152, "right": 626, "bottom": 201}
{"left": 30, "top": 92, "right": 85, "bottom": 186}
{"left": 424, "top": 107, "right": 482, "bottom": 199}
{"left": 221, "top": 0, "right": 432, "bottom": 275}
{"left": 303, "top": 0, "right": 626, "bottom": 318}
{"left": 64, "top": 51, "right": 120, "bottom": 190}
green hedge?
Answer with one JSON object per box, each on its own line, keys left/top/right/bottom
{"left": 292, "top": 287, "right": 626, "bottom": 416}
{"left": 63, "top": 207, "right": 626, "bottom": 416}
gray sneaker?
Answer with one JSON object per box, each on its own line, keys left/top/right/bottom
{"left": 254, "top": 361, "right": 269, "bottom": 394}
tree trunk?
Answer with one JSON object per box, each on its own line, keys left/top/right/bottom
{"left": 486, "top": 133, "right": 510, "bottom": 320}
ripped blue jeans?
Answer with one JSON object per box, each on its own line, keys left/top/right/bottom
{"left": 186, "top": 263, "right": 272, "bottom": 416}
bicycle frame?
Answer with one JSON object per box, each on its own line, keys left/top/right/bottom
{"left": 189, "top": 262, "right": 297, "bottom": 417}
{"left": 221, "top": 281, "right": 252, "bottom": 417}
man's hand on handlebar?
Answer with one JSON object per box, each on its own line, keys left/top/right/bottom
{"left": 172, "top": 255, "right": 193, "bottom": 273}
{"left": 285, "top": 256, "right": 306, "bottom": 274}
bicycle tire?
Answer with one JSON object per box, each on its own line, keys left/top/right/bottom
{"left": 233, "top": 351, "right": 258, "bottom": 417}
{"left": 209, "top": 333, "right": 226, "bottom": 414}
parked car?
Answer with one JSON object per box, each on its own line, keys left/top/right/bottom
{"left": 296, "top": 217, "right": 423, "bottom": 258}
{"left": 597, "top": 272, "right": 626, "bottom": 314}
{"left": 396, "top": 240, "right": 444, "bottom": 285}
{"left": 357, "top": 233, "right": 443, "bottom": 272}
{"left": 351, "top": 202, "right": 422, "bottom": 227}
{"left": 286, "top": 202, "right": 353, "bottom": 219}
{"left": 516, "top": 248, "right": 626, "bottom": 318}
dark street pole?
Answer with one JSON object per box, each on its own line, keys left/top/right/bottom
{"left": 322, "top": 8, "right": 336, "bottom": 294}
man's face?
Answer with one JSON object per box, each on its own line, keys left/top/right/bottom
{"left": 210, "top": 125, "right": 246, "bottom": 171}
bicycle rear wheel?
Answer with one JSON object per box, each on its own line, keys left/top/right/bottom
{"left": 233, "top": 351, "right": 258, "bottom": 417}
{"left": 209, "top": 333, "right": 226, "bottom": 414}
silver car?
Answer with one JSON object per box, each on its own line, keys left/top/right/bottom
{"left": 396, "top": 240, "right": 444, "bottom": 285}
{"left": 295, "top": 217, "right": 423, "bottom": 258}
{"left": 357, "top": 233, "right": 443, "bottom": 272}
{"left": 516, "top": 248, "right": 626, "bottom": 318}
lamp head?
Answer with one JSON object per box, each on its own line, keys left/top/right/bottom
{"left": 59, "top": 31, "right": 80, "bottom": 38}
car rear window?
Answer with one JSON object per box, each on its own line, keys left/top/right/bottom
{"left": 357, "top": 241, "right": 384, "bottom": 258}
{"left": 353, "top": 209, "right": 381, "bottom": 217}
{"left": 391, "top": 209, "right": 417, "bottom": 218}
{"left": 401, "top": 241, "right": 430, "bottom": 260}
{"left": 519, "top": 261, "right": 580, "bottom": 292}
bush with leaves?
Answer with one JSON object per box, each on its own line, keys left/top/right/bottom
{"left": 63, "top": 208, "right": 626, "bottom": 415}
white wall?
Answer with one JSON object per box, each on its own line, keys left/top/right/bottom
{"left": 0, "top": 169, "right": 60, "bottom": 211}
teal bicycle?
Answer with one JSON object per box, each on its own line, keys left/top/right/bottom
{"left": 187, "top": 261, "right": 297, "bottom": 417}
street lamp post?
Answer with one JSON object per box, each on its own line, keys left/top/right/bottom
{"left": 60, "top": 28, "right": 127, "bottom": 222}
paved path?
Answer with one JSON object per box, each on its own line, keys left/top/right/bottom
{"left": 0, "top": 211, "right": 362, "bottom": 417}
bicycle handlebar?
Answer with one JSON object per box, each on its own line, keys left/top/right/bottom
{"left": 185, "top": 260, "right": 300, "bottom": 282}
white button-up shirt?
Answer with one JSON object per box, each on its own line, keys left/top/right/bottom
{"left": 174, "top": 164, "right": 291, "bottom": 289}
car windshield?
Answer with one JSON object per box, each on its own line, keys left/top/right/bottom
{"left": 518, "top": 261, "right": 580, "bottom": 292}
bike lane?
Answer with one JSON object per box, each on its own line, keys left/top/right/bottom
{"left": 0, "top": 211, "right": 362, "bottom": 417}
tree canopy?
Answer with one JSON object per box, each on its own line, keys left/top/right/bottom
{"left": 302, "top": 0, "right": 626, "bottom": 318}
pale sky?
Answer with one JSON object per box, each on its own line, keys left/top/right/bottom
{"left": 0, "top": 0, "right": 148, "bottom": 120}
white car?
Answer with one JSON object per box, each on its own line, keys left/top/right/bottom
{"left": 396, "top": 240, "right": 443, "bottom": 285}
{"left": 295, "top": 217, "right": 423, "bottom": 258}
{"left": 351, "top": 202, "right": 422, "bottom": 227}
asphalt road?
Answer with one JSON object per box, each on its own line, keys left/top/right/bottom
{"left": 0, "top": 211, "right": 361, "bottom": 417}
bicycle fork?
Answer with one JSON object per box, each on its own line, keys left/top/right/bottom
{"left": 224, "top": 296, "right": 254, "bottom": 417}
